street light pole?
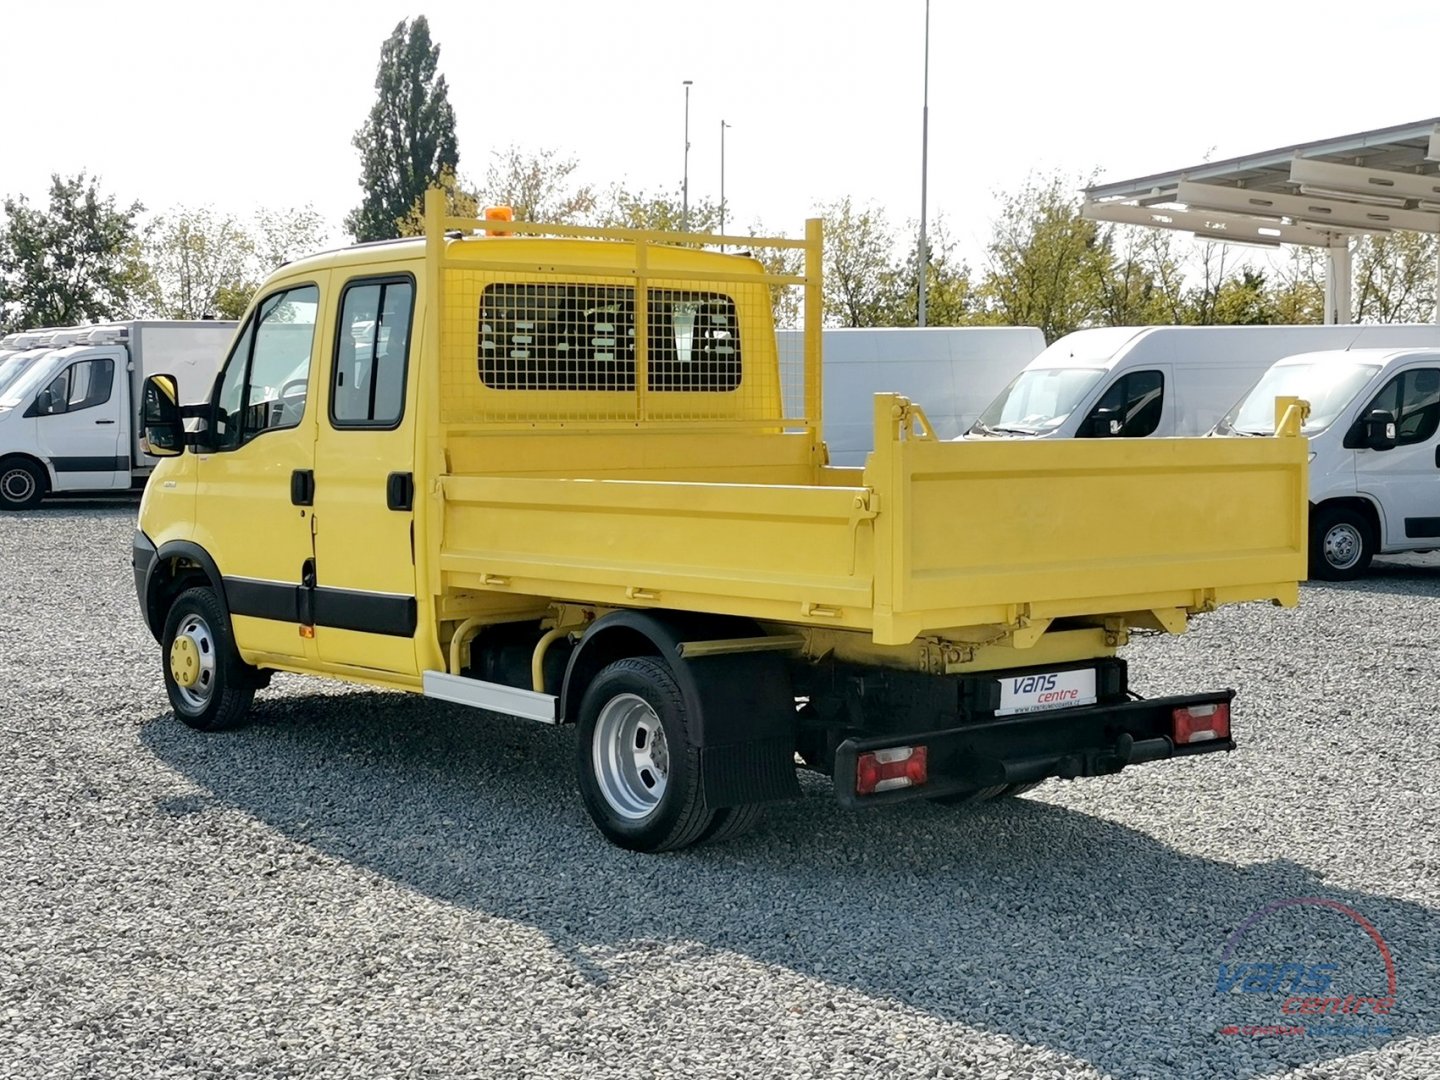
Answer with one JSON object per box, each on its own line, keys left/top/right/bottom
{"left": 682, "top": 80, "right": 694, "bottom": 231}
{"left": 917, "top": 0, "right": 931, "bottom": 327}
{"left": 720, "top": 120, "right": 731, "bottom": 248}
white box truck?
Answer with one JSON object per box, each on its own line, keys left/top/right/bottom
{"left": 1217, "top": 345, "right": 1440, "bottom": 580}
{"left": 966, "top": 324, "right": 1440, "bottom": 442}
{"left": 776, "top": 327, "right": 1045, "bottom": 466}
{"left": 0, "top": 320, "right": 235, "bottom": 509}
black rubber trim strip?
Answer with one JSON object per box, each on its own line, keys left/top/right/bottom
{"left": 223, "top": 577, "right": 415, "bottom": 637}
{"left": 53, "top": 455, "right": 129, "bottom": 472}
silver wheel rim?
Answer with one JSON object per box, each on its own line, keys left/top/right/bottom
{"left": 171, "top": 613, "right": 218, "bottom": 712}
{"left": 592, "top": 693, "right": 669, "bottom": 821}
{"left": 1323, "top": 522, "right": 1364, "bottom": 571}
{"left": 1, "top": 467, "right": 35, "bottom": 504}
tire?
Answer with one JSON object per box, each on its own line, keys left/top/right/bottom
{"left": 576, "top": 657, "right": 717, "bottom": 853}
{"left": 699, "top": 802, "right": 765, "bottom": 844}
{"left": 1310, "top": 505, "right": 1373, "bottom": 581}
{"left": 161, "top": 586, "right": 257, "bottom": 732}
{"left": 0, "top": 458, "right": 45, "bottom": 510}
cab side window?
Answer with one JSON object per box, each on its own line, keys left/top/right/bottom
{"left": 35, "top": 359, "right": 114, "bottom": 416}
{"left": 1080, "top": 369, "right": 1164, "bottom": 438}
{"left": 332, "top": 278, "right": 413, "bottom": 427}
{"left": 211, "top": 285, "right": 320, "bottom": 451}
{"left": 1363, "top": 369, "right": 1440, "bottom": 446}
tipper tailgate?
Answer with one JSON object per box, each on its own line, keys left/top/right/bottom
{"left": 865, "top": 395, "right": 1308, "bottom": 645}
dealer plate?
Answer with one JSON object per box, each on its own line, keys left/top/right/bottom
{"left": 995, "top": 668, "right": 1097, "bottom": 716}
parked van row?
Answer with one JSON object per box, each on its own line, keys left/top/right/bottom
{"left": 0, "top": 321, "right": 234, "bottom": 509}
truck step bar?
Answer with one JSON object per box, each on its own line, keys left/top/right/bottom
{"left": 422, "top": 671, "right": 559, "bottom": 723}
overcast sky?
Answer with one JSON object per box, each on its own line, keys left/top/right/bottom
{"left": 3, "top": 0, "right": 1439, "bottom": 265}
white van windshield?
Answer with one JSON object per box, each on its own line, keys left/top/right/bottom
{"left": 1217, "top": 361, "right": 1382, "bottom": 435}
{"left": 0, "top": 354, "right": 36, "bottom": 396}
{"left": 0, "top": 354, "right": 58, "bottom": 408}
{"left": 971, "top": 367, "right": 1107, "bottom": 435}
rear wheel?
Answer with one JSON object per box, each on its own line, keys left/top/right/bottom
{"left": 0, "top": 459, "right": 45, "bottom": 510}
{"left": 161, "top": 587, "right": 257, "bottom": 731}
{"left": 577, "top": 657, "right": 716, "bottom": 852}
{"left": 1310, "top": 505, "right": 1373, "bottom": 581}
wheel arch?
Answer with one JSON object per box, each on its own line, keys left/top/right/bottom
{"left": 561, "top": 609, "right": 801, "bottom": 808}
{"left": 1312, "top": 496, "right": 1383, "bottom": 547}
{"left": 143, "top": 540, "right": 227, "bottom": 641}
{"left": 0, "top": 453, "right": 52, "bottom": 499}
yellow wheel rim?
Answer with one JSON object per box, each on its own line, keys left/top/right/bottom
{"left": 170, "top": 636, "right": 201, "bottom": 688}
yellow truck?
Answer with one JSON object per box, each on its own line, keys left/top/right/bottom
{"left": 133, "top": 192, "right": 1309, "bottom": 852}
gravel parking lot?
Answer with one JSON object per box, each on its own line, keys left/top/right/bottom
{"left": 2, "top": 500, "right": 1437, "bottom": 1079}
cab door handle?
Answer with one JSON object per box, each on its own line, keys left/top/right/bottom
{"left": 291, "top": 469, "right": 315, "bottom": 506}
{"left": 387, "top": 471, "right": 414, "bottom": 511}
{"left": 95, "top": 419, "right": 116, "bottom": 425}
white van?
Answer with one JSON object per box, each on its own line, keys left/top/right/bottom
{"left": 967, "top": 324, "right": 1440, "bottom": 441}
{"left": 777, "top": 327, "right": 1045, "bottom": 465}
{"left": 0, "top": 320, "right": 235, "bottom": 509}
{"left": 1217, "top": 346, "right": 1440, "bottom": 580}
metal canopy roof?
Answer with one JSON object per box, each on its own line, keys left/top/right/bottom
{"left": 1081, "top": 117, "right": 1440, "bottom": 322}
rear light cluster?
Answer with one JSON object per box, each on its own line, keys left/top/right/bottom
{"left": 1172, "top": 702, "right": 1231, "bottom": 744}
{"left": 855, "top": 745, "right": 928, "bottom": 796}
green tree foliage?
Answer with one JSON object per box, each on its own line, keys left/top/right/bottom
{"left": 817, "top": 197, "right": 902, "bottom": 327}
{"left": 596, "top": 187, "right": 721, "bottom": 233}
{"left": 345, "top": 16, "right": 458, "bottom": 243}
{"left": 479, "top": 146, "right": 597, "bottom": 224}
{"left": 1353, "top": 232, "right": 1439, "bottom": 323}
{"left": 143, "top": 207, "right": 253, "bottom": 320}
{"left": 0, "top": 173, "right": 147, "bottom": 332}
{"left": 975, "top": 173, "right": 1111, "bottom": 342}
{"left": 145, "top": 205, "right": 328, "bottom": 320}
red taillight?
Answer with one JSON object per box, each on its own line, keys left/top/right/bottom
{"left": 1172, "top": 702, "right": 1231, "bottom": 744}
{"left": 855, "top": 745, "right": 929, "bottom": 796}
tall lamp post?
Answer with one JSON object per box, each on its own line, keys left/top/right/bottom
{"left": 682, "top": 79, "right": 694, "bottom": 231}
{"left": 917, "top": 0, "right": 931, "bottom": 327}
{"left": 720, "top": 120, "right": 732, "bottom": 248}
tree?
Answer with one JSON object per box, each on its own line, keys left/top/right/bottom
{"left": 145, "top": 205, "right": 328, "bottom": 320}
{"left": 596, "top": 186, "right": 720, "bottom": 233}
{"left": 1265, "top": 246, "right": 1324, "bottom": 324}
{"left": 976, "top": 173, "right": 1111, "bottom": 342}
{"left": 816, "top": 196, "right": 902, "bottom": 327}
{"left": 1352, "top": 232, "right": 1439, "bottom": 323}
{"left": 0, "top": 173, "right": 147, "bottom": 332}
{"left": 398, "top": 148, "right": 597, "bottom": 236}
{"left": 345, "top": 16, "right": 459, "bottom": 243}
{"left": 143, "top": 207, "right": 253, "bottom": 320}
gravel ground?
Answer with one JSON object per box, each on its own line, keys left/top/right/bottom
{"left": 2, "top": 498, "right": 1438, "bottom": 1079}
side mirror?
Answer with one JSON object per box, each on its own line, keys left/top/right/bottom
{"left": 141, "top": 374, "right": 184, "bottom": 457}
{"left": 1363, "top": 409, "right": 1397, "bottom": 452}
{"left": 34, "top": 388, "right": 58, "bottom": 415}
{"left": 1087, "top": 410, "right": 1121, "bottom": 438}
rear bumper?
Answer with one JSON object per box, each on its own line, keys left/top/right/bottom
{"left": 832, "top": 690, "right": 1235, "bottom": 808}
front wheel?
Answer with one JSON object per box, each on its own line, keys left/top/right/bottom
{"left": 576, "top": 657, "right": 717, "bottom": 852}
{"left": 161, "top": 587, "right": 257, "bottom": 731}
{"left": 0, "top": 459, "right": 45, "bottom": 510}
{"left": 1310, "top": 505, "right": 1373, "bottom": 581}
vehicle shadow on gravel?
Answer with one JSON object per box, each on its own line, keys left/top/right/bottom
{"left": 142, "top": 690, "right": 1439, "bottom": 1080}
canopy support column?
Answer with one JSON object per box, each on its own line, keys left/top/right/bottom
{"left": 1325, "top": 240, "right": 1353, "bottom": 325}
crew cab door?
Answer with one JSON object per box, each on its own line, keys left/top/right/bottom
{"left": 196, "top": 280, "right": 326, "bottom": 661}
{"left": 310, "top": 274, "right": 419, "bottom": 675}
{"left": 1353, "top": 364, "right": 1440, "bottom": 549}
{"left": 29, "top": 353, "right": 128, "bottom": 490}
